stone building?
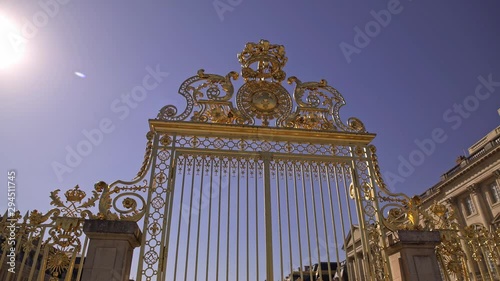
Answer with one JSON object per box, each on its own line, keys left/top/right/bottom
{"left": 419, "top": 123, "right": 500, "bottom": 279}
{"left": 419, "top": 124, "right": 500, "bottom": 230}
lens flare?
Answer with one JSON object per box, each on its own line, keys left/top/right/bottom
{"left": 74, "top": 71, "right": 86, "bottom": 78}
{"left": 0, "top": 15, "right": 25, "bottom": 70}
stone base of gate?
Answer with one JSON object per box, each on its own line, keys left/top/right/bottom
{"left": 81, "top": 219, "right": 142, "bottom": 281}
{"left": 386, "top": 230, "right": 442, "bottom": 281}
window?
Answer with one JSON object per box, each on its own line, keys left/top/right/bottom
{"left": 490, "top": 182, "right": 500, "bottom": 204}
{"left": 493, "top": 215, "right": 500, "bottom": 230}
{"left": 464, "top": 196, "right": 476, "bottom": 216}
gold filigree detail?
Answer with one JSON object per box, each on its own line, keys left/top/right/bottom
{"left": 368, "top": 145, "right": 420, "bottom": 231}
{"left": 354, "top": 146, "right": 364, "bottom": 157}
{"left": 123, "top": 197, "right": 136, "bottom": 209}
{"left": 9, "top": 184, "right": 99, "bottom": 281}
{"left": 195, "top": 104, "right": 237, "bottom": 124}
{"left": 156, "top": 39, "right": 367, "bottom": 132}
{"left": 50, "top": 185, "right": 99, "bottom": 218}
{"left": 160, "top": 134, "right": 172, "bottom": 146}
{"left": 238, "top": 39, "right": 287, "bottom": 82}
{"left": 94, "top": 180, "right": 149, "bottom": 221}
{"left": 133, "top": 131, "right": 155, "bottom": 180}
{"left": 46, "top": 250, "right": 71, "bottom": 278}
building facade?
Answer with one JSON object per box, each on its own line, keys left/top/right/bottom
{"left": 419, "top": 124, "right": 500, "bottom": 280}
{"left": 419, "top": 125, "right": 500, "bottom": 230}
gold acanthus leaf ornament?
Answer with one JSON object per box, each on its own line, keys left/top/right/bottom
{"left": 95, "top": 181, "right": 119, "bottom": 220}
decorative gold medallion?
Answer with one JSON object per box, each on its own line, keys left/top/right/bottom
{"left": 236, "top": 81, "right": 292, "bottom": 126}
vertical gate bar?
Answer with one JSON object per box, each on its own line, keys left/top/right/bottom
{"left": 193, "top": 156, "right": 206, "bottom": 281}
{"left": 490, "top": 249, "right": 499, "bottom": 281}
{"left": 481, "top": 247, "right": 495, "bottom": 281}
{"left": 463, "top": 241, "right": 478, "bottom": 281}
{"left": 495, "top": 240, "right": 500, "bottom": 264}
{"left": 365, "top": 148, "right": 394, "bottom": 281}
{"left": 315, "top": 163, "right": 332, "bottom": 281}
{"left": 65, "top": 249, "right": 78, "bottom": 281}
{"left": 159, "top": 148, "right": 179, "bottom": 280}
{"left": 485, "top": 242, "right": 500, "bottom": 279}
{"left": 28, "top": 226, "right": 46, "bottom": 281}
{"left": 0, "top": 249, "right": 5, "bottom": 276}
{"left": 476, "top": 257, "right": 488, "bottom": 281}
{"left": 275, "top": 160, "right": 285, "bottom": 280}
{"left": 284, "top": 161, "right": 294, "bottom": 278}
{"left": 216, "top": 156, "right": 223, "bottom": 281}
{"left": 0, "top": 212, "right": 7, "bottom": 269}
{"left": 345, "top": 163, "right": 370, "bottom": 280}
{"left": 461, "top": 256, "right": 471, "bottom": 281}
{"left": 75, "top": 235, "right": 89, "bottom": 281}
{"left": 348, "top": 161, "right": 374, "bottom": 280}
{"left": 246, "top": 159, "right": 250, "bottom": 281}
{"left": 173, "top": 154, "right": 188, "bottom": 281}
{"left": 333, "top": 164, "right": 357, "bottom": 280}
{"left": 205, "top": 156, "right": 215, "bottom": 281}
{"left": 183, "top": 156, "right": 198, "bottom": 281}
{"left": 490, "top": 244, "right": 500, "bottom": 281}
{"left": 324, "top": 164, "right": 341, "bottom": 280}
{"left": 255, "top": 159, "right": 260, "bottom": 281}
{"left": 7, "top": 215, "right": 27, "bottom": 281}
{"left": 236, "top": 159, "right": 241, "bottom": 281}
{"left": 292, "top": 161, "right": 305, "bottom": 281}
{"left": 262, "top": 153, "right": 274, "bottom": 281}
{"left": 308, "top": 162, "right": 323, "bottom": 279}
{"left": 16, "top": 231, "right": 31, "bottom": 281}
{"left": 300, "top": 161, "right": 314, "bottom": 281}
{"left": 226, "top": 158, "right": 232, "bottom": 281}
{"left": 135, "top": 132, "right": 162, "bottom": 281}
{"left": 36, "top": 244, "right": 50, "bottom": 281}
{"left": 16, "top": 222, "right": 35, "bottom": 281}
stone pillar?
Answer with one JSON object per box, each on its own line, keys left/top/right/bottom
{"left": 81, "top": 220, "right": 142, "bottom": 281}
{"left": 445, "top": 197, "right": 466, "bottom": 226}
{"left": 387, "top": 230, "right": 442, "bottom": 281}
{"left": 356, "top": 254, "right": 365, "bottom": 281}
{"left": 468, "top": 184, "right": 492, "bottom": 225}
{"left": 495, "top": 170, "right": 500, "bottom": 197}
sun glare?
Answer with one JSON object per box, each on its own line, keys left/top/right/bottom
{"left": 0, "top": 15, "right": 25, "bottom": 70}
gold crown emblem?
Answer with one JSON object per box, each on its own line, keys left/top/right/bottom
{"left": 64, "top": 185, "right": 86, "bottom": 202}
{"left": 237, "top": 39, "right": 287, "bottom": 82}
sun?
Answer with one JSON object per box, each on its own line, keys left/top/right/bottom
{"left": 0, "top": 15, "right": 25, "bottom": 70}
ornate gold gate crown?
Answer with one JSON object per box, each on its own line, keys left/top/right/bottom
{"left": 7, "top": 39, "right": 497, "bottom": 281}
{"left": 157, "top": 39, "right": 366, "bottom": 132}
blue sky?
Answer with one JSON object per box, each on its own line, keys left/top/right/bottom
{"left": 1, "top": 0, "right": 499, "bottom": 214}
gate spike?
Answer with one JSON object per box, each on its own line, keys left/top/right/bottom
{"left": 21, "top": 210, "right": 30, "bottom": 223}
